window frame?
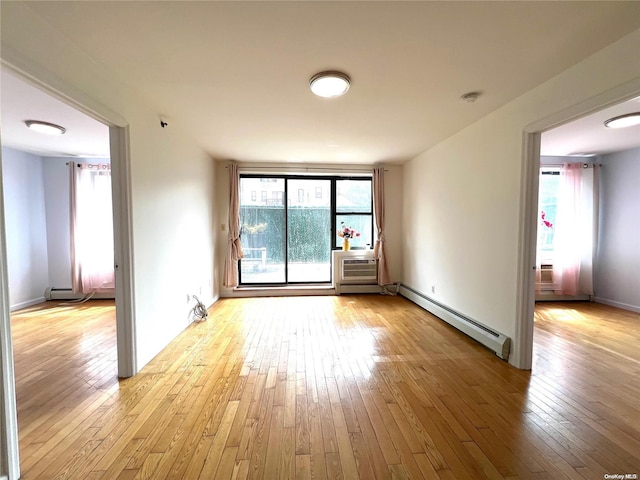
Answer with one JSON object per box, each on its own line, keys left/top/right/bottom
{"left": 538, "top": 168, "right": 560, "bottom": 262}
{"left": 333, "top": 178, "right": 374, "bottom": 250}
{"left": 238, "top": 174, "right": 373, "bottom": 286}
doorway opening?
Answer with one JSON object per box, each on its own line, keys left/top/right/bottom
{"left": 518, "top": 86, "right": 640, "bottom": 371}
{"left": 0, "top": 64, "right": 136, "bottom": 476}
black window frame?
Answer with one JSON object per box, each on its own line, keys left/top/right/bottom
{"left": 334, "top": 177, "right": 374, "bottom": 250}
{"left": 238, "top": 174, "right": 373, "bottom": 286}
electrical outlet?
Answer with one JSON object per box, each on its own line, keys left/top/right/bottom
{"left": 431, "top": 285, "right": 436, "bottom": 294}
{"left": 186, "top": 294, "right": 191, "bottom": 303}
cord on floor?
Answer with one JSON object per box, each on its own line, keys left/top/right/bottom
{"left": 192, "top": 295, "right": 208, "bottom": 322}
{"left": 59, "top": 291, "right": 97, "bottom": 306}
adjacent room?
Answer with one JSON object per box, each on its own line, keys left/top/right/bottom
{"left": 1, "top": 2, "right": 639, "bottom": 479}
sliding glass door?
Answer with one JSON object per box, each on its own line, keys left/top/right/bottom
{"left": 287, "top": 178, "right": 331, "bottom": 282}
{"left": 239, "top": 177, "right": 286, "bottom": 283}
{"left": 239, "top": 175, "right": 372, "bottom": 285}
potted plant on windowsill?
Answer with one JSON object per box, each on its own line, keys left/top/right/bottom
{"left": 338, "top": 222, "right": 360, "bottom": 251}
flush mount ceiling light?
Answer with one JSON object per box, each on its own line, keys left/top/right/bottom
{"left": 310, "top": 71, "right": 351, "bottom": 98}
{"left": 604, "top": 112, "right": 640, "bottom": 128}
{"left": 25, "top": 120, "right": 66, "bottom": 135}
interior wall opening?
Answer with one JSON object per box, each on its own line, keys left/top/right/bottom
{"left": 0, "top": 66, "right": 131, "bottom": 476}
{"left": 524, "top": 92, "right": 640, "bottom": 372}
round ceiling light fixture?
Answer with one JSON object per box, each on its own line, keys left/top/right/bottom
{"left": 604, "top": 112, "right": 640, "bottom": 128}
{"left": 25, "top": 120, "right": 66, "bottom": 135}
{"left": 310, "top": 71, "right": 351, "bottom": 98}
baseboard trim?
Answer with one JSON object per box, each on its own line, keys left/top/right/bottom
{"left": 206, "top": 295, "right": 219, "bottom": 308}
{"left": 10, "top": 296, "right": 45, "bottom": 312}
{"left": 594, "top": 297, "right": 640, "bottom": 313}
{"left": 222, "top": 286, "right": 335, "bottom": 298}
{"left": 535, "top": 293, "right": 590, "bottom": 302}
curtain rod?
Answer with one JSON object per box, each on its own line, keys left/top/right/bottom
{"left": 227, "top": 165, "right": 388, "bottom": 172}
{"left": 541, "top": 163, "right": 601, "bottom": 168}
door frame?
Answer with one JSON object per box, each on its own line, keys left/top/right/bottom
{"left": 515, "top": 77, "right": 640, "bottom": 370}
{"left": 0, "top": 58, "right": 137, "bottom": 477}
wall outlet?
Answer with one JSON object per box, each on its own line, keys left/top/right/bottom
{"left": 431, "top": 285, "right": 436, "bottom": 294}
{"left": 186, "top": 294, "right": 191, "bottom": 303}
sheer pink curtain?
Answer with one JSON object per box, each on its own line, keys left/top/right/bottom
{"left": 70, "top": 163, "right": 115, "bottom": 294}
{"left": 553, "top": 163, "right": 582, "bottom": 295}
{"left": 223, "top": 163, "right": 244, "bottom": 287}
{"left": 373, "top": 167, "right": 391, "bottom": 286}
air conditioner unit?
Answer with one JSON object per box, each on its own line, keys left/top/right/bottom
{"left": 342, "top": 258, "right": 377, "bottom": 283}
{"left": 540, "top": 264, "right": 553, "bottom": 284}
{"left": 332, "top": 250, "right": 381, "bottom": 295}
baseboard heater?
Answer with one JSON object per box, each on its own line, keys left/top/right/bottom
{"left": 45, "top": 287, "right": 115, "bottom": 301}
{"left": 398, "top": 283, "right": 510, "bottom": 360}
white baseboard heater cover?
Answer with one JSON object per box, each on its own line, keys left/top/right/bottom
{"left": 45, "top": 287, "right": 115, "bottom": 301}
{"left": 398, "top": 284, "right": 511, "bottom": 360}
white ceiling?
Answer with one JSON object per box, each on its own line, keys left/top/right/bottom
{"left": 541, "top": 96, "right": 640, "bottom": 157}
{"left": 1, "top": 69, "right": 110, "bottom": 158}
{"left": 2, "top": 2, "right": 640, "bottom": 162}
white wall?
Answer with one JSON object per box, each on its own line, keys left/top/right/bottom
{"left": 215, "top": 161, "right": 403, "bottom": 294}
{"left": 1, "top": 147, "right": 49, "bottom": 310}
{"left": 41, "top": 158, "right": 71, "bottom": 288}
{"left": 130, "top": 124, "right": 217, "bottom": 366}
{"left": 380, "top": 164, "right": 403, "bottom": 282}
{"left": 403, "top": 28, "right": 640, "bottom": 365}
{"left": 595, "top": 147, "right": 640, "bottom": 312}
{"left": 1, "top": 3, "right": 219, "bottom": 370}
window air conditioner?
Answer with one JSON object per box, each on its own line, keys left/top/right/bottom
{"left": 341, "top": 258, "right": 377, "bottom": 284}
{"left": 540, "top": 264, "right": 553, "bottom": 284}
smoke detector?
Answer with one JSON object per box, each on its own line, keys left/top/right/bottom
{"left": 460, "top": 91, "right": 481, "bottom": 103}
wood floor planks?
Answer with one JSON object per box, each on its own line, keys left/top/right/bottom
{"left": 10, "top": 297, "right": 640, "bottom": 479}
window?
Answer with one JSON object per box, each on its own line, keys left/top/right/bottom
{"left": 335, "top": 179, "right": 373, "bottom": 250}
{"left": 238, "top": 175, "right": 373, "bottom": 285}
{"left": 251, "top": 190, "right": 257, "bottom": 201}
{"left": 537, "top": 169, "right": 560, "bottom": 261}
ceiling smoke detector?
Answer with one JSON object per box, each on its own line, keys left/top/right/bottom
{"left": 460, "top": 91, "right": 481, "bottom": 103}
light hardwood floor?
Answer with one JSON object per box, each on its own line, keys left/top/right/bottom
{"left": 10, "top": 296, "right": 640, "bottom": 479}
